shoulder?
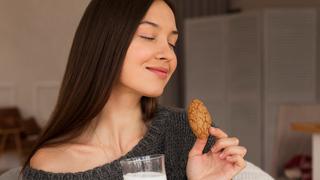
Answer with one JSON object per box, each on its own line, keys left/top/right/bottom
{"left": 29, "top": 143, "right": 98, "bottom": 173}
{"left": 156, "top": 105, "right": 190, "bottom": 134}
{"left": 157, "top": 104, "right": 215, "bottom": 152}
{"left": 30, "top": 147, "right": 61, "bottom": 172}
{"left": 157, "top": 105, "right": 187, "bottom": 121}
{"left": 30, "top": 145, "right": 72, "bottom": 172}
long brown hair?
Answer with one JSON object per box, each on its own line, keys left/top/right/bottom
{"left": 22, "top": 0, "right": 176, "bottom": 172}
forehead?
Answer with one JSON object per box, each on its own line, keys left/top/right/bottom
{"left": 141, "top": 0, "right": 177, "bottom": 30}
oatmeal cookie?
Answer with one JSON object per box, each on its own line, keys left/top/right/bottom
{"left": 188, "top": 99, "right": 213, "bottom": 139}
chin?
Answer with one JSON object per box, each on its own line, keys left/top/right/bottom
{"left": 143, "top": 88, "right": 164, "bottom": 97}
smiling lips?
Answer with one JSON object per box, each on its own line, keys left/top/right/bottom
{"left": 146, "top": 66, "right": 169, "bottom": 79}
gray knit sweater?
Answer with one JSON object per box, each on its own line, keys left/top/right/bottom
{"left": 23, "top": 105, "right": 215, "bottom": 180}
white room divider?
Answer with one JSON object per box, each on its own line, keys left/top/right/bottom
{"left": 184, "top": 8, "right": 318, "bottom": 177}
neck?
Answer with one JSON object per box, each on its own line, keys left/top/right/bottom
{"left": 87, "top": 85, "right": 147, "bottom": 155}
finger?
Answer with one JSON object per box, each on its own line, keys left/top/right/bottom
{"left": 211, "top": 137, "right": 239, "bottom": 153}
{"left": 189, "top": 138, "right": 208, "bottom": 158}
{"left": 218, "top": 146, "right": 247, "bottom": 159}
{"left": 209, "top": 127, "right": 228, "bottom": 139}
{"left": 227, "top": 155, "right": 247, "bottom": 170}
{"left": 225, "top": 155, "right": 247, "bottom": 170}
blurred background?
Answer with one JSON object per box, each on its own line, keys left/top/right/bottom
{"left": 1, "top": 0, "right": 320, "bottom": 179}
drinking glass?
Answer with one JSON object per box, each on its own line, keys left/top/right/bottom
{"left": 120, "top": 154, "right": 167, "bottom": 180}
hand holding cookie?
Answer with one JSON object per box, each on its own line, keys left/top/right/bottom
{"left": 186, "top": 99, "right": 247, "bottom": 180}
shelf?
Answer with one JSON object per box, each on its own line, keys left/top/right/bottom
{"left": 291, "top": 122, "right": 320, "bottom": 134}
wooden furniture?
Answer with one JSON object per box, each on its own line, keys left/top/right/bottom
{"left": 0, "top": 128, "right": 22, "bottom": 157}
{"left": 291, "top": 122, "right": 320, "bottom": 180}
{"left": 0, "top": 107, "right": 22, "bottom": 157}
{"left": 0, "top": 107, "right": 41, "bottom": 160}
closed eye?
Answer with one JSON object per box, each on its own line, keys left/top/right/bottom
{"left": 140, "top": 35, "right": 176, "bottom": 50}
{"left": 140, "top": 36, "right": 155, "bottom": 40}
{"left": 169, "top": 43, "right": 176, "bottom": 49}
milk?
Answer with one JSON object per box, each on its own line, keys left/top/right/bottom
{"left": 123, "top": 172, "right": 167, "bottom": 180}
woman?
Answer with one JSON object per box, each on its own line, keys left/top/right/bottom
{"left": 22, "top": 0, "right": 247, "bottom": 179}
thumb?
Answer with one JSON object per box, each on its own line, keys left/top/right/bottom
{"left": 189, "top": 138, "right": 208, "bottom": 158}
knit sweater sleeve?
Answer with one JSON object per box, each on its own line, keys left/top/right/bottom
{"left": 163, "top": 106, "right": 215, "bottom": 180}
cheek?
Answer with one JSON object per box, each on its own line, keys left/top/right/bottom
{"left": 171, "top": 58, "right": 177, "bottom": 72}
{"left": 118, "top": 39, "right": 178, "bottom": 97}
{"left": 126, "top": 39, "right": 155, "bottom": 65}
{"left": 168, "top": 57, "right": 177, "bottom": 77}
{"left": 122, "top": 46, "right": 153, "bottom": 78}
{"left": 119, "top": 42, "right": 155, "bottom": 86}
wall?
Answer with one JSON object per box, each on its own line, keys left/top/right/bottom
{"left": 0, "top": 0, "right": 90, "bottom": 125}
{"left": 0, "top": 0, "right": 184, "bottom": 126}
{"left": 232, "top": 0, "right": 320, "bottom": 10}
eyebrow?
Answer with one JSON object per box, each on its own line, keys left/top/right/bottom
{"left": 140, "top": 20, "right": 179, "bottom": 35}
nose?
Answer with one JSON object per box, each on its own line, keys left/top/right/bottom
{"left": 155, "top": 39, "right": 176, "bottom": 61}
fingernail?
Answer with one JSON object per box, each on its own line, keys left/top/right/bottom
{"left": 219, "top": 153, "right": 224, "bottom": 159}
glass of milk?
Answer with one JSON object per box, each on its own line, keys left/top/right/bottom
{"left": 120, "top": 154, "right": 167, "bottom": 180}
